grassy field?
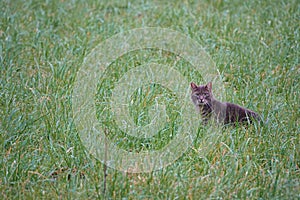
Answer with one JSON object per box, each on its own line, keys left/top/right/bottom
{"left": 1, "top": 0, "right": 299, "bottom": 199}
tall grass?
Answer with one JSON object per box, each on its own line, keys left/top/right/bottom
{"left": 1, "top": 0, "right": 299, "bottom": 199}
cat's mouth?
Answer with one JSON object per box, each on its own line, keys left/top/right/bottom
{"left": 196, "top": 100, "right": 207, "bottom": 106}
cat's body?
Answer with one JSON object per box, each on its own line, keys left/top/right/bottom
{"left": 191, "top": 82, "right": 260, "bottom": 125}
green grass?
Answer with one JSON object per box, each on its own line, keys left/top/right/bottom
{"left": 1, "top": 0, "right": 299, "bottom": 199}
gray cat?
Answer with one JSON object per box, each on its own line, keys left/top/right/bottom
{"left": 191, "top": 82, "right": 260, "bottom": 125}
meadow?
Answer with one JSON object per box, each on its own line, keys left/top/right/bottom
{"left": 1, "top": 0, "right": 299, "bottom": 199}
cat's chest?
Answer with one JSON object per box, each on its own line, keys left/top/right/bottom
{"left": 197, "top": 104, "right": 212, "bottom": 114}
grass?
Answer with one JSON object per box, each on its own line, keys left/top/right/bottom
{"left": 1, "top": 0, "right": 299, "bottom": 199}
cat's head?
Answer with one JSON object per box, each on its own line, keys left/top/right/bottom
{"left": 190, "top": 82, "right": 212, "bottom": 106}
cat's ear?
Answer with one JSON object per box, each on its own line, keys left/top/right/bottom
{"left": 206, "top": 82, "right": 212, "bottom": 92}
{"left": 190, "top": 82, "right": 198, "bottom": 90}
